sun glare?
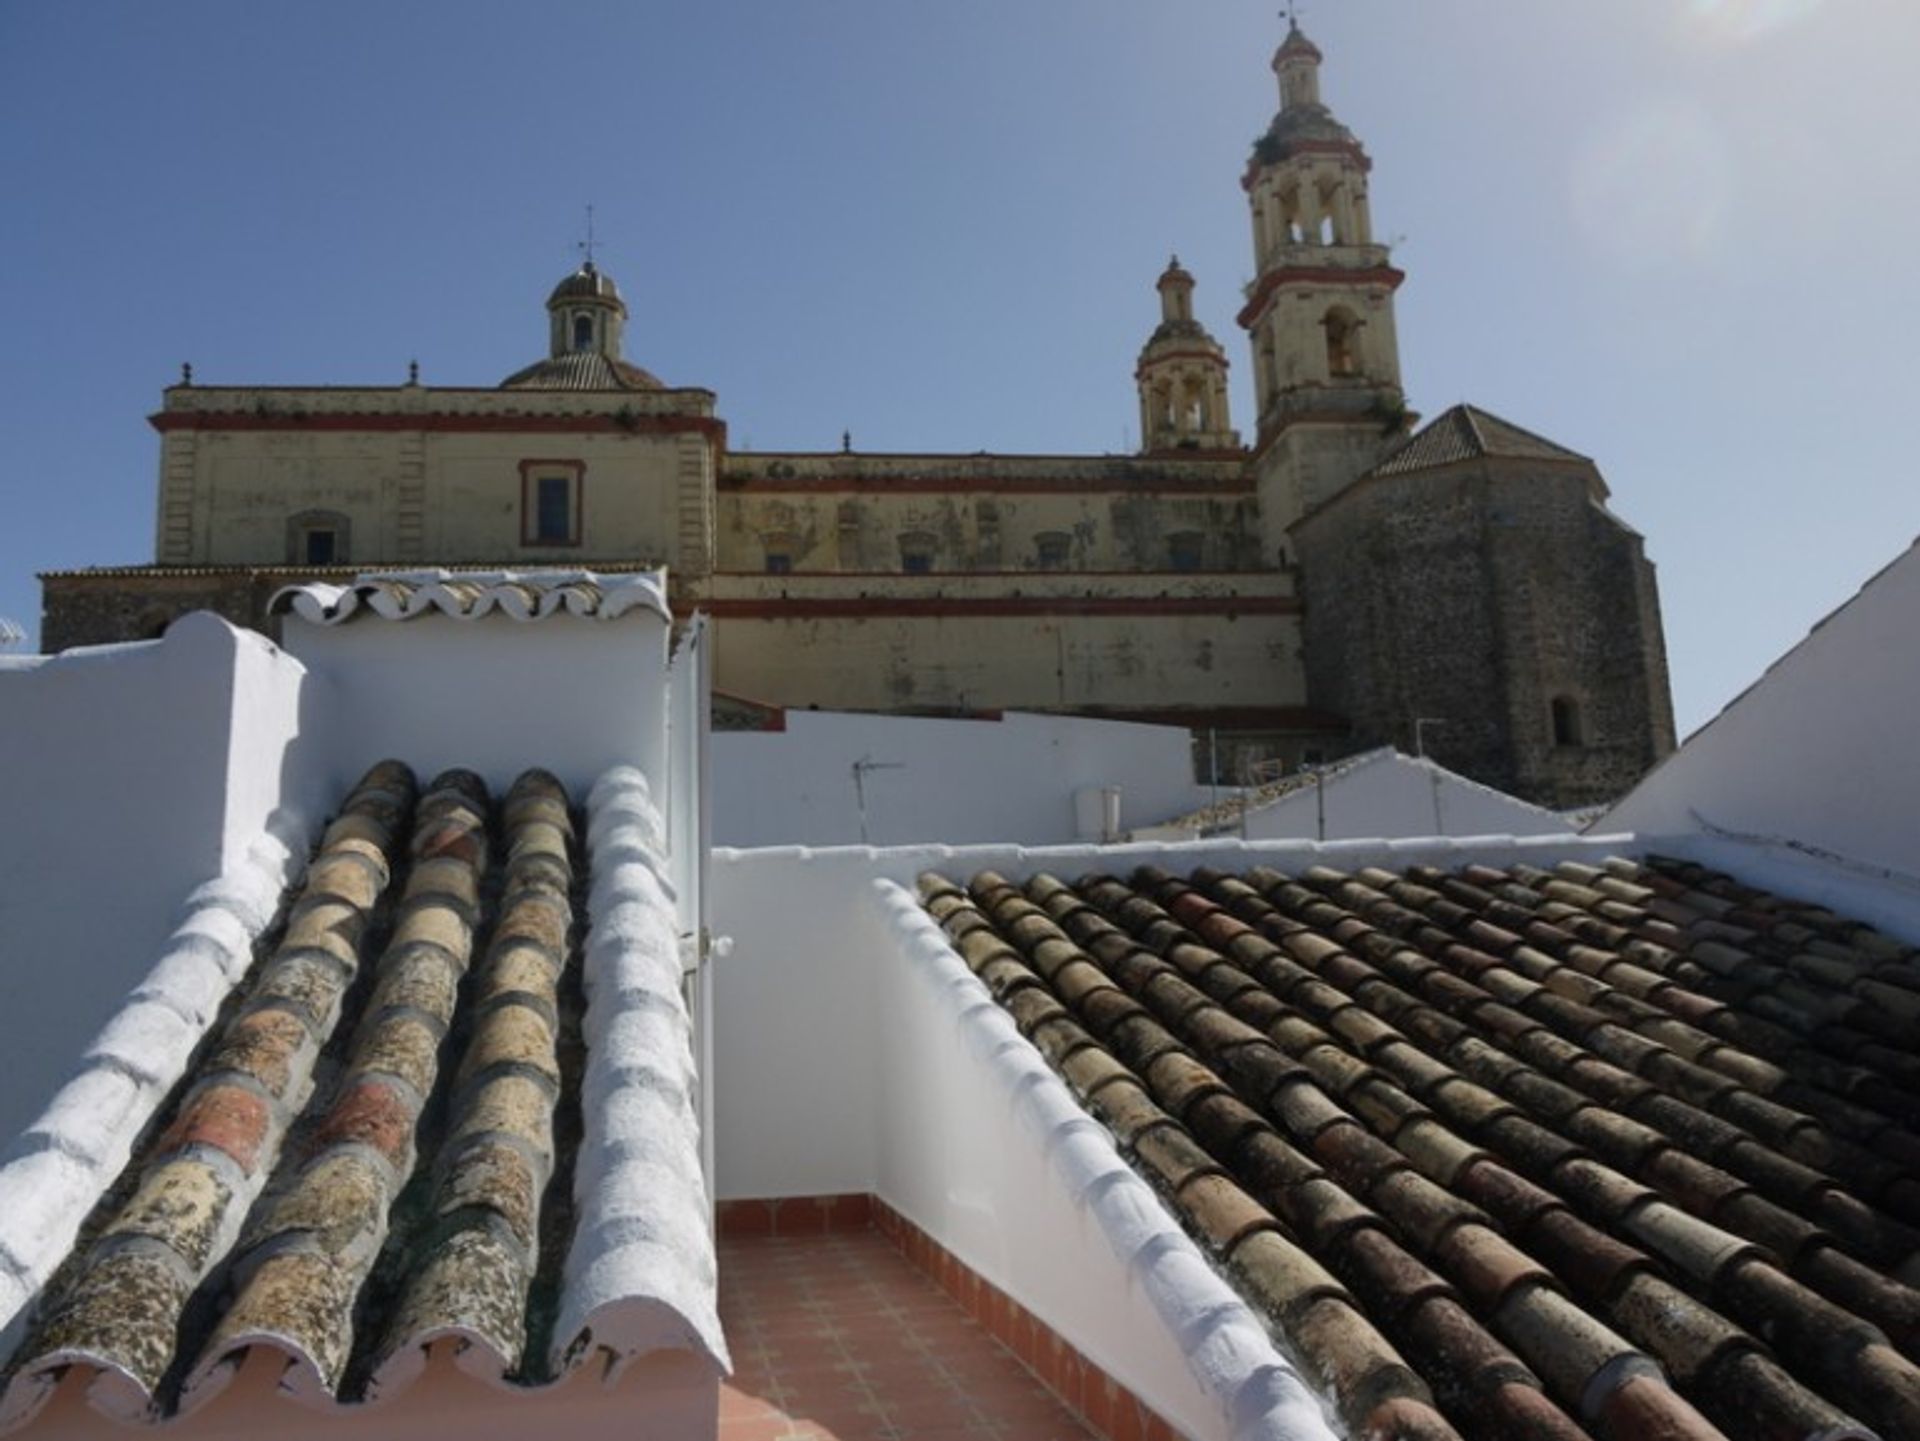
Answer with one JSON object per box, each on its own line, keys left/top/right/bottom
{"left": 1681, "top": 0, "right": 1826, "bottom": 44}
{"left": 1571, "top": 100, "right": 1735, "bottom": 268}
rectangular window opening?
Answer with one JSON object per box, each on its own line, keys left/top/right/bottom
{"left": 521, "top": 462, "right": 585, "bottom": 546}
{"left": 303, "top": 529, "right": 337, "bottom": 566}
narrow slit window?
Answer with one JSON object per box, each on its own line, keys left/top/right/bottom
{"left": 1552, "top": 696, "right": 1584, "bottom": 747}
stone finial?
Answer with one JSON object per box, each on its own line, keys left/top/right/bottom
{"left": 408, "top": 359, "right": 420, "bottom": 385}
{"left": 180, "top": 362, "right": 193, "bottom": 387}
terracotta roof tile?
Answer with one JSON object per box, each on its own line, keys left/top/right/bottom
{"left": 0, "top": 763, "right": 722, "bottom": 1429}
{"left": 922, "top": 854, "right": 1920, "bottom": 1440}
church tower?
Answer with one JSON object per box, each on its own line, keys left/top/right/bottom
{"left": 1135, "top": 257, "right": 1239, "bottom": 453}
{"left": 1241, "top": 20, "right": 1410, "bottom": 532}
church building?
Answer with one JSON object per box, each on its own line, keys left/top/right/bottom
{"left": 40, "top": 22, "right": 1675, "bottom": 809}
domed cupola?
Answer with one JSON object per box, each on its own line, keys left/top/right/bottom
{"left": 501, "top": 261, "right": 665, "bottom": 391}
{"left": 1135, "top": 257, "right": 1238, "bottom": 453}
{"left": 1251, "top": 21, "right": 1360, "bottom": 170}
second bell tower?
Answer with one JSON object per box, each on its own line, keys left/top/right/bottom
{"left": 1241, "top": 20, "right": 1411, "bottom": 532}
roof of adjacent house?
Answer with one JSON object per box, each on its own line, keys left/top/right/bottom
{"left": 920, "top": 853, "right": 1920, "bottom": 1441}
{"left": 0, "top": 760, "right": 721, "bottom": 1430}
{"left": 1144, "top": 748, "right": 1568, "bottom": 839}
{"left": 1147, "top": 748, "right": 1391, "bottom": 836}
{"left": 268, "top": 570, "right": 672, "bottom": 627}
{"left": 1368, "top": 405, "right": 1592, "bottom": 479}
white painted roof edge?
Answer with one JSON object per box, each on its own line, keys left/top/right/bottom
{"left": 872, "top": 879, "right": 1340, "bottom": 1441}
{"left": 552, "top": 764, "right": 728, "bottom": 1378}
{"left": 716, "top": 830, "right": 1644, "bottom": 879}
{"left": 0, "top": 824, "right": 306, "bottom": 1353}
{"left": 1640, "top": 829, "right": 1920, "bottom": 949}
{"left": 269, "top": 569, "right": 673, "bottom": 626}
{"left": 1597, "top": 535, "right": 1920, "bottom": 826}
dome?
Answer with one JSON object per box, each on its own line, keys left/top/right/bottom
{"left": 504, "top": 259, "right": 660, "bottom": 388}
{"left": 1275, "top": 23, "right": 1323, "bottom": 65}
{"left": 547, "top": 261, "right": 624, "bottom": 309}
{"left": 1251, "top": 103, "right": 1359, "bottom": 166}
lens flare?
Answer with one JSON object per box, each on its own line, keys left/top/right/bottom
{"left": 1570, "top": 101, "right": 1735, "bottom": 268}
{"left": 1681, "top": 0, "right": 1825, "bottom": 44}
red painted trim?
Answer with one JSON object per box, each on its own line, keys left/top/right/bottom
{"left": 518, "top": 458, "right": 585, "bottom": 547}
{"left": 720, "top": 472, "right": 1252, "bottom": 495}
{"left": 1245, "top": 406, "right": 1415, "bottom": 463}
{"left": 689, "top": 595, "right": 1301, "bottom": 619}
{"left": 1237, "top": 264, "right": 1405, "bottom": 328}
{"left": 708, "top": 567, "right": 1269, "bottom": 580}
{"left": 150, "top": 410, "right": 726, "bottom": 440}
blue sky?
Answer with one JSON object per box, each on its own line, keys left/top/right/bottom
{"left": 2, "top": 0, "right": 1915, "bottom": 735}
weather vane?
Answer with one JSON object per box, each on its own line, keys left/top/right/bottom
{"left": 1283, "top": 2, "right": 1302, "bottom": 27}
{"left": 578, "top": 204, "right": 599, "bottom": 267}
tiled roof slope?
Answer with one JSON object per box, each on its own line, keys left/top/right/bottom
{"left": 498, "top": 352, "right": 665, "bottom": 391}
{"left": 920, "top": 856, "right": 1920, "bottom": 1441}
{"left": 1368, "top": 405, "right": 1590, "bottom": 479}
{"left": 269, "top": 569, "right": 671, "bottom": 627}
{"left": 0, "top": 760, "right": 719, "bottom": 1429}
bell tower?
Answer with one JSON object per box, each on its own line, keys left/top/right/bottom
{"left": 1241, "top": 20, "right": 1411, "bottom": 527}
{"left": 1136, "top": 257, "right": 1239, "bottom": 453}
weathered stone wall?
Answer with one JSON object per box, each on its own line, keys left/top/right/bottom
{"left": 1292, "top": 459, "right": 1675, "bottom": 808}
{"left": 717, "top": 452, "right": 1256, "bottom": 573}
{"left": 41, "top": 570, "right": 307, "bottom": 652}
{"left": 150, "top": 385, "right": 717, "bottom": 575}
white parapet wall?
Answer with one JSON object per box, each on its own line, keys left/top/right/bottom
{"left": 1600, "top": 537, "right": 1920, "bottom": 891}
{"left": 713, "top": 709, "right": 1207, "bottom": 848}
{"left": 870, "top": 878, "right": 1337, "bottom": 1441}
{"left": 0, "top": 614, "right": 328, "bottom": 1145}
{"left": 708, "top": 829, "right": 1644, "bottom": 1437}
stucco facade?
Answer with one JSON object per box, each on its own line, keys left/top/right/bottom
{"left": 41, "top": 21, "right": 1673, "bottom": 806}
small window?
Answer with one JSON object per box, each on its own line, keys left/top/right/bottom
{"left": 765, "top": 552, "right": 793, "bottom": 575}
{"left": 573, "top": 313, "right": 595, "bottom": 351}
{"left": 899, "top": 531, "right": 937, "bottom": 574}
{"left": 286, "top": 509, "right": 350, "bottom": 566}
{"left": 1168, "top": 531, "right": 1205, "bottom": 572}
{"left": 1552, "top": 695, "right": 1584, "bottom": 748}
{"left": 1035, "top": 532, "right": 1070, "bottom": 570}
{"left": 520, "top": 461, "right": 584, "bottom": 546}
{"left": 304, "top": 528, "right": 338, "bottom": 565}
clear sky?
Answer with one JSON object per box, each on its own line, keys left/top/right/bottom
{"left": 2, "top": 0, "right": 1915, "bottom": 736}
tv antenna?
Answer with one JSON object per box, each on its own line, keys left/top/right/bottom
{"left": 851, "top": 754, "right": 906, "bottom": 845}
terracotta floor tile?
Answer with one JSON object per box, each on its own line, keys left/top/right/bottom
{"left": 720, "top": 1231, "right": 1097, "bottom": 1441}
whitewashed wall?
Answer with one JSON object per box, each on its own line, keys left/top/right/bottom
{"left": 1602, "top": 538, "right": 1920, "bottom": 888}
{"left": 713, "top": 709, "right": 1204, "bottom": 848}
{"left": 708, "top": 829, "right": 1633, "bottom": 1200}
{"left": 285, "top": 610, "right": 671, "bottom": 798}
{"left": 709, "top": 833, "right": 1635, "bottom": 1441}
{"left": 0, "top": 614, "right": 326, "bottom": 1143}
